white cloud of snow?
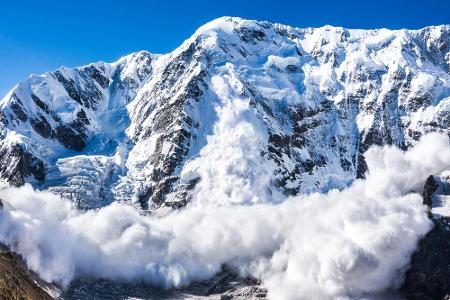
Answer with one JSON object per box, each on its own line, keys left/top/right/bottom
{"left": 0, "top": 132, "right": 449, "bottom": 299}
{"left": 180, "top": 74, "right": 281, "bottom": 206}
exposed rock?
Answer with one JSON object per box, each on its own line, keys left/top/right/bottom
{"left": 0, "top": 17, "right": 449, "bottom": 299}
{"left": 0, "top": 247, "right": 53, "bottom": 300}
{"left": 401, "top": 216, "right": 450, "bottom": 300}
{"left": 423, "top": 175, "right": 439, "bottom": 208}
{"left": 63, "top": 269, "right": 265, "bottom": 300}
{"left": 0, "top": 144, "right": 45, "bottom": 186}
{"left": 55, "top": 125, "right": 86, "bottom": 151}
{"left": 402, "top": 174, "right": 450, "bottom": 299}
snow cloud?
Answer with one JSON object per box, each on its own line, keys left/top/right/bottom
{"left": 181, "top": 74, "right": 280, "bottom": 206}
{"left": 0, "top": 132, "right": 449, "bottom": 299}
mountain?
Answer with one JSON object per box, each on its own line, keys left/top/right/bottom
{"left": 0, "top": 17, "right": 449, "bottom": 210}
{"left": 1, "top": 16, "right": 450, "bottom": 299}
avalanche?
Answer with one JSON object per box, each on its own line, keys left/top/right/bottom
{"left": 0, "top": 132, "right": 449, "bottom": 299}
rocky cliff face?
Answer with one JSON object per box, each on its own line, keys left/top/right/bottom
{"left": 402, "top": 173, "right": 450, "bottom": 300}
{"left": 0, "top": 17, "right": 449, "bottom": 211}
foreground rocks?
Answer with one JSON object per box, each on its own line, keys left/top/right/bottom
{"left": 401, "top": 173, "right": 450, "bottom": 300}
{"left": 63, "top": 270, "right": 266, "bottom": 300}
{"left": 401, "top": 216, "right": 450, "bottom": 300}
{"left": 0, "top": 247, "right": 53, "bottom": 300}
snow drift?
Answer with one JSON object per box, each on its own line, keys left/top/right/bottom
{"left": 0, "top": 132, "right": 449, "bottom": 299}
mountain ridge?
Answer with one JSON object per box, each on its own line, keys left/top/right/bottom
{"left": 0, "top": 16, "right": 449, "bottom": 210}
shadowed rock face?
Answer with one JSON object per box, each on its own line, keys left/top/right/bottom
{"left": 402, "top": 216, "right": 450, "bottom": 300}
{"left": 422, "top": 175, "right": 440, "bottom": 208}
{"left": 0, "top": 203, "right": 55, "bottom": 299}
{"left": 401, "top": 175, "right": 450, "bottom": 300}
{"left": 0, "top": 144, "right": 44, "bottom": 187}
{"left": 0, "top": 248, "right": 53, "bottom": 300}
{"left": 63, "top": 270, "right": 266, "bottom": 300}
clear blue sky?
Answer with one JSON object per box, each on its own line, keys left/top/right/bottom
{"left": 1, "top": 0, "right": 449, "bottom": 97}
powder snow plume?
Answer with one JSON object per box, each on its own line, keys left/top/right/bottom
{"left": 0, "top": 132, "right": 449, "bottom": 299}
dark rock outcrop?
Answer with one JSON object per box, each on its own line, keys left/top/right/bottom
{"left": 423, "top": 175, "right": 440, "bottom": 208}
{"left": 401, "top": 175, "right": 450, "bottom": 299}
{"left": 401, "top": 216, "right": 450, "bottom": 300}
{"left": 63, "top": 269, "right": 265, "bottom": 300}
{"left": 0, "top": 248, "right": 53, "bottom": 300}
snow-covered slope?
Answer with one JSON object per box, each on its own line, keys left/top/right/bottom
{"left": 0, "top": 51, "right": 154, "bottom": 207}
{"left": 1, "top": 17, "right": 449, "bottom": 209}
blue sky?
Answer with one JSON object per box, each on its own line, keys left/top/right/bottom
{"left": 1, "top": 0, "right": 449, "bottom": 97}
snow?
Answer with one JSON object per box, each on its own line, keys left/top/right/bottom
{"left": 432, "top": 195, "right": 450, "bottom": 217}
{"left": 181, "top": 74, "right": 281, "bottom": 206}
{"left": 43, "top": 155, "right": 119, "bottom": 209}
{"left": 411, "top": 72, "right": 436, "bottom": 92}
{"left": 194, "top": 16, "right": 238, "bottom": 36}
{"left": 430, "top": 170, "right": 450, "bottom": 218}
{"left": 1, "top": 132, "right": 449, "bottom": 299}
{"left": 0, "top": 16, "right": 449, "bottom": 204}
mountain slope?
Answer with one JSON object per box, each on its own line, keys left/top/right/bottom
{"left": 0, "top": 17, "right": 449, "bottom": 210}
{"left": 0, "top": 245, "right": 54, "bottom": 300}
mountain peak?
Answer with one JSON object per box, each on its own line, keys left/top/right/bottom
{"left": 194, "top": 16, "right": 252, "bottom": 34}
